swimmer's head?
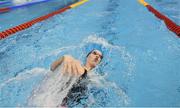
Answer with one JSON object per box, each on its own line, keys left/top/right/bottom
{"left": 85, "top": 49, "right": 103, "bottom": 70}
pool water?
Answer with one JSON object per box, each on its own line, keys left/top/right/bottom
{"left": 153, "top": 0, "right": 180, "bottom": 25}
{"left": 0, "top": 0, "right": 180, "bottom": 107}
{"left": 0, "top": 0, "right": 77, "bottom": 31}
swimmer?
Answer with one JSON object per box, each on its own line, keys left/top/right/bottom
{"left": 50, "top": 49, "right": 103, "bottom": 107}
{"left": 50, "top": 49, "right": 103, "bottom": 76}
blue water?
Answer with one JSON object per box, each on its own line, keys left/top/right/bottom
{"left": 0, "top": 0, "right": 180, "bottom": 107}
{"left": 0, "top": 0, "right": 77, "bottom": 31}
{"left": 153, "top": 0, "right": 180, "bottom": 25}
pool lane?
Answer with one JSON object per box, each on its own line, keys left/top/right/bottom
{"left": 0, "top": 0, "right": 180, "bottom": 107}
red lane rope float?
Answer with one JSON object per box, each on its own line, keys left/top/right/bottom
{"left": 0, "top": 7, "right": 10, "bottom": 13}
{"left": 0, "top": 6, "right": 69, "bottom": 39}
{"left": 138, "top": 0, "right": 180, "bottom": 37}
{"left": 147, "top": 5, "right": 180, "bottom": 37}
{"left": 0, "top": 0, "right": 89, "bottom": 39}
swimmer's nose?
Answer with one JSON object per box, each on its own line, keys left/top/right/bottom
{"left": 95, "top": 56, "right": 99, "bottom": 61}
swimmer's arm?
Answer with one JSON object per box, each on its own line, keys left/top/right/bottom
{"left": 50, "top": 56, "right": 65, "bottom": 71}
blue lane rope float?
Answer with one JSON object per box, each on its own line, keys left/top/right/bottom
{"left": 0, "top": 0, "right": 53, "bottom": 13}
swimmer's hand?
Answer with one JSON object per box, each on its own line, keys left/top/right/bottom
{"left": 51, "top": 56, "right": 65, "bottom": 71}
{"left": 62, "top": 55, "right": 84, "bottom": 76}
{"left": 50, "top": 55, "right": 84, "bottom": 76}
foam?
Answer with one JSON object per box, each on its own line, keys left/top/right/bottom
{"left": 27, "top": 65, "right": 79, "bottom": 107}
{"left": 0, "top": 68, "right": 48, "bottom": 90}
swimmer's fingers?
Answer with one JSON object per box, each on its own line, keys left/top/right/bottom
{"left": 62, "top": 62, "right": 68, "bottom": 75}
{"left": 62, "top": 58, "right": 83, "bottom": 76}
{"left": 72, "top": 63, "right": 78, "bottom": 76}
{"left": 67, "top": 62, "right": 73, "bottom": 75}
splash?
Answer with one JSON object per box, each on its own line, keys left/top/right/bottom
{"left": 27, "top": 65, "right": 79, "bottom": 107}
{"left": 38, "top": 46, "right": 77, "bottom": 60}
{"left": 82, "top": 35, "right": 135, "bottom": 79}
{"left": 26, "top": 34, "right": 134, "bottom": 106}
{"left": 0, "top": 35, "right": 135, "bottom": 107}
{"left": 0, "top": 68, "right": 48, "bottom": 90}
{"left": 80, "top": 35, "right": 135, "bottom": 106}
{"left": 87, "top": 71, "right": 130, "bottom": 106}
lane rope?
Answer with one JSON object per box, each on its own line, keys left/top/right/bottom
{"left": 0, "top": 1, "right": 10, "bottom": 5}
{"left": 0, "top": 0, "right": 89, "bottom": 39}
{"left": 138, "top": 0, "right": 180, "bottom": 37}
{"left": 0, "top": 0, "right": 53, "bottom": 13}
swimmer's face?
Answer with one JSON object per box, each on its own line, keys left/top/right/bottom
{"left": 86, "top": 50, "right": 103, "bottom": 68}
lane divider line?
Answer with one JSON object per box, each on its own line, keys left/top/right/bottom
{"left": 0, "top": 0, "right": 52, "bottom": 13}
{"left": 0, "top": 7, "right": 10, "bottom": 13}
{"left": 0, "top": 0, "right": 89, "bottom": 39}
{"left": 138, "top": 0, "right": 180, "bottom": 37}
{"left": 0, "top": 1, "right": 10, "bottom": 5}
{"left": 70, "top": 0, "right": 88, "bottom": 8}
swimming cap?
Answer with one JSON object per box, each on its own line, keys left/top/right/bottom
{"left": 84, "top": 43, "right": 104, "bottom": 55}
